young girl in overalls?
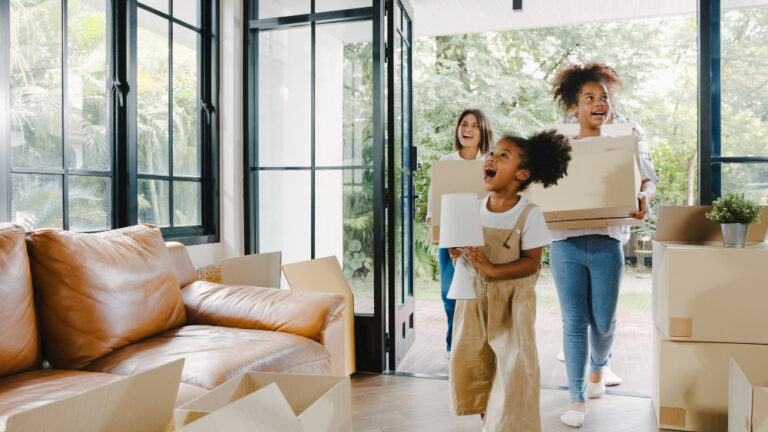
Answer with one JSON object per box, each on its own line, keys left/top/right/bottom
{"left": 449, "top": 130, "right": 572, "bottom": 432}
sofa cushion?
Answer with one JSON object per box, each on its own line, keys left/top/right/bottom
{"left": 25, "top": 225, "right": 186, "bottom": 370}
{"left": 0, "top": 224, "right": 41, "bottom": 378}
{"left": 84, "top": 325, "right": 330, "bottom": 389}
{"left": 0, "top": 369, "right": 123, "bottom": 429}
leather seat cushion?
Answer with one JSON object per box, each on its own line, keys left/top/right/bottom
{"left": 0, "top": 369, "right": 122, "bottom": 429}
{"left": 0, "top": 224, "right": 40, "bottom": 378}
{"left": 25, "top": 225, "right": 186, "bottom": 370}
{"left": 84, "top": 325, "right": 330, "bottom": 389}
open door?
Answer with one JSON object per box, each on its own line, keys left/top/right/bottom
{"left": 386, "top": 0, "right": 415, "bottom": 370}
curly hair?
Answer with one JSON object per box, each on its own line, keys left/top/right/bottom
{"left": 453, "top": 108, "right": 494, "bottom": 155}
{"left": 552, "top": 63, "right": 615, "bottom": 113}
{"left": 584, "top": 62, "right": 623, "bottom": 89}
{"left": 500, "top": 130, "right": 571, "bottom": 191}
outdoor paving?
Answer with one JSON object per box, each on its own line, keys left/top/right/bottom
{"left": 397, "top": 271, "right": 654, "bottom": 396}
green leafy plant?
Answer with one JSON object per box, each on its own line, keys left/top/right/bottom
{"left": 706, "top": 193, "right": 761, "bottom": 224}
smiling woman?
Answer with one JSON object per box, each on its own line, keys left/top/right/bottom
{"left": 425, "top": 108, "right": 494, "bottom": 355}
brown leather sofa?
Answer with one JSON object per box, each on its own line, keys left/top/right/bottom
{"left": 0, "top": 223, "right": 345, "bottom": 428}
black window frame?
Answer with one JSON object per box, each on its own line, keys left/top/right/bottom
{"left": 699, "top": 0, "right": 768, "bottom": 204}
{"left": 0, "top": 0, "right": 219, "bottom": 245}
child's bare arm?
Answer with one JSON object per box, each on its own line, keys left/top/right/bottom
{"left": 465, "top": 246, "right": 543, "bottom": 279}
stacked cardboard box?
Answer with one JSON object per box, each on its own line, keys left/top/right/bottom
{"left": 652, "top": 206, "right": 768, "bottom": 431}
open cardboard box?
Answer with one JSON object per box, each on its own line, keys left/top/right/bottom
{"left": 282, "top": 256, "right": 355, "bottom": 376}
{"left": 175, "top": 372, "right": 352, "bottom": 432}
{"left": 221, "top": 251, "right": 282, "bottom": 288}
{"left": 730, "top": 353, "right": 768, "bottom": 432}
{"left": 4, "top": 359, "right": 183, "bottom": 432}
{"left": 653, "top": 329, "right": 768, "bottom": 431}
{"left": 524, "top": 135, "right": 642, "bottom": 228}
{"left": 652, "top": 206, "right": 768, "bottom": 343}
{"left": 429, "top": 159, "right": 488, "bottom": 243}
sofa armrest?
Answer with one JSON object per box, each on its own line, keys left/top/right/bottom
{"left": 181, "top": 281, "right": 345, "bottom": 343}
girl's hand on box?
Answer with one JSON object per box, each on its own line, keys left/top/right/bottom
{"left": 629, "top": 194, "right": 647, "bottom": 220}
{"left": 465, "top": 247, "right": 496, "bottom": 277}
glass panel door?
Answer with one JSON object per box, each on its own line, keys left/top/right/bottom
{"left": 387, "top": 0, "right": 414, "bottom": 370}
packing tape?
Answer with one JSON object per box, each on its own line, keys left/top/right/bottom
{"left": 660, "top": 406, "right": 686, "bottom": 428}
{"left": 670, "top": 318, "right": 693, "bottom": 338}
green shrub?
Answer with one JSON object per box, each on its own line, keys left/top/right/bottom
{"left": 706, "top": 193, "right": 761, "bottom": 224}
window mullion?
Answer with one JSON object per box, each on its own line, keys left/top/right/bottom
{"left": 0, "top": 0, "right": 10, "bottom": 221}
{"left": 168, "top": 0, "right": 174, "bottom": 228}
{"left": 62, "top": 0, "right": 70, "bottom": 230}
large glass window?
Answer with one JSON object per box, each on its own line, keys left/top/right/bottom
{"left": 9, "top": 0, "right": 109, "bottom": 231}
{"left": 136, "top": 1, "right": 204, "bottom": 228}
{"left": 1, "top": 0, "right": 218, "bottom": 242}
{"left": 249, "top": 11, "right": 375, "bottom": 312}
{"left": 719, "top": 1, "right": 768, "bottom": 204}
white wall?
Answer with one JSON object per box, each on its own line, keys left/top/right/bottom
{"left": 186, "top": 0, "right": 244, "bottom": 268}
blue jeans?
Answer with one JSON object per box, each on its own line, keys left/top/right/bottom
{"left": 439, "top": 248, "right": 456, "bottom": 352}
{"left": 550, "top": 235, "right": 624, "bottom": 402}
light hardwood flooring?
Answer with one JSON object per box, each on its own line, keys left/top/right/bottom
{"left": 351, "top": 373, "right": 669, "bottom": 432}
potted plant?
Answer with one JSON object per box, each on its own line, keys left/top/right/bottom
{"left": 705, "top": 192, "right": 762, "bottom": 248}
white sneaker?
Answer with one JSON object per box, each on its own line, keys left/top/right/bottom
{"left": 586, "top": 375, "right": 605, "bottom": 399}
{"left": 603, "top": 366, "right": 623, "bottom": 386}
{"left": 556, "top": 350, "right": 565, "bottom": 362}
{"left": 560, "top": 409, "right": 586, "bottom": 428}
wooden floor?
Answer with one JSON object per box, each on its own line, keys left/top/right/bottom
{"left": 351, "top": 373, "right": 664, "bottom": 432}
{"left": 397, "top": 302, "right": 653, "bottom": 396}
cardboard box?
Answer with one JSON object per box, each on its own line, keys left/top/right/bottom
{"left": 543, "top": 122, "right": 635, "bottom": 137}
{"left": 652, "top": 206, "right": 768, "bottom": 343}
{"left": 544, "top": 217, "right": 639, "bottom": 230}
{"left": 652, "top": 330, "right": 768, "bottom": 431}
{"left": 525, "top": 135, "right": 641, "bottom": 222}
{"left": 429, "top": 159, "right": 488, "bottom": 243}
{"left": 175, "top": 372, "right": 352, "bottom": 432}
{"left": 221, "top": 251, "right": 282, "bottom": 288}
{"left": 730, "top": 353, "right": 768, "bottom": 432}
{"left": 5, "top": 359, "right": 183, "bottom": 432}
{"left": 282, "top": 256, "right": 355, "bottom": 376}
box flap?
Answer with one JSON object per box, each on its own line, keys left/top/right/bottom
{"left": 6, "top": 359, "right": 183, "bottom": 432}
{"left": 222, "top": 251, "right": 282, "bottom": 288}
{"left": 729, "top": 355, "right": 753, "bottom": 432}
{"left": 176, "top": 383, "right": 303, "bottom": 432}
{"left": 281, "top": 256, "right": 355, "bottom": 375}
{"left": 543, "top": 122, "right": 635, "bottom": 137}
{"left": 753, "top": 388, "right": 768, "bottom": 431}
{"left": 430, "top": 160, "right": 487, "bottom": 226}
{"left": 655, "top": 206, "right": 768, "bottom": 243}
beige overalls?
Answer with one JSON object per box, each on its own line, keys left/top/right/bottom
{"left": 449, "top": 203, "right": 541, "bottom": 432}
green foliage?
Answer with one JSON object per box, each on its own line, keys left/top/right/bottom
{"left": 706, "top": 193, "right": 761, "bottom": 224}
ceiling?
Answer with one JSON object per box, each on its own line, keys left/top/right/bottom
{"left": 409, "top": 0, "right": 768, "bottom": 37}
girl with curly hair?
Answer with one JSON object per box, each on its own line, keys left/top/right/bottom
{"left": 448, "top": 131, "right": 571, "bottom": 432}
{"left": 550, "top": 64, "right": 658, "bottom": 428}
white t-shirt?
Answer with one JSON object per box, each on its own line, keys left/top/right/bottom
{"left": 548, "top": 135, "right": 654, "bottom": 244}
{"left": 480, "top": 195, "right": 552, "bottom": 251}
{"left": 426, "top": 150, "right": 486, "bottom": 222}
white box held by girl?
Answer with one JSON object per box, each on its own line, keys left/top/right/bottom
{"left": 525, "top": 135, "right": 641, "bottom": 226}
{"left": 652, "top": 206, "right": 768, "bottom": 344}
{"left": 729, "top": 353, "right": 768, "bottom": 432}
{"left": 429, "top": 160, "right": 488, "bottom": 243}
